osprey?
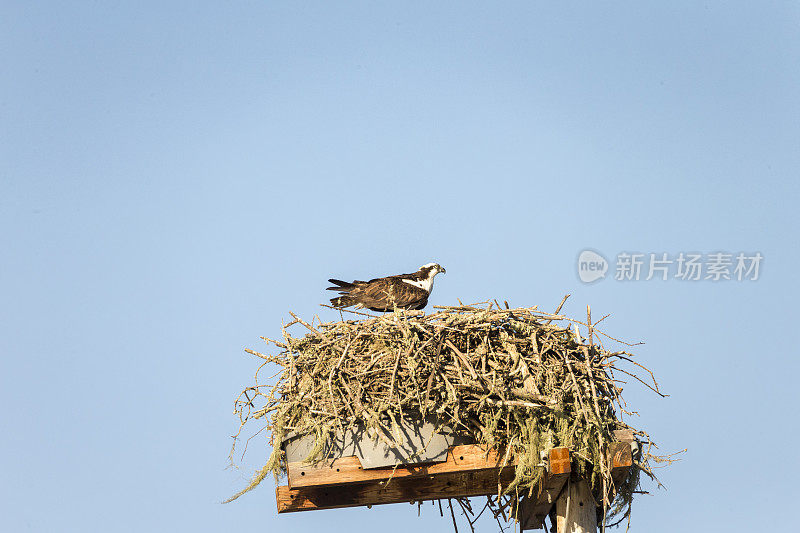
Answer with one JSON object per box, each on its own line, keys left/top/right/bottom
{"left": 327, "top": 263, "right": 446, "bottom": 312}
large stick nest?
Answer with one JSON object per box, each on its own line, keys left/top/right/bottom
{"left": 229, "top": 299, "right": 673, "bottom": 527}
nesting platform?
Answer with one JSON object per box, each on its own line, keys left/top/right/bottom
{"left": 229, "top": 303, "right": 670, "bottom": 529}
{"left": 275, "top": 430, "right": 634, "bottom": 530}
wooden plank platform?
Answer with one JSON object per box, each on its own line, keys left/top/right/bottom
{"left": 275, "top": 434, "right": 634, "bottom": 527}
{"left": 277, "top": 446, "right": 570, "bottom": 514}
{"left": 288, "top": 444, "right": 508, "bottom": 489}
{"left": 277, "top": 467, "right": 517, "bottom": 513}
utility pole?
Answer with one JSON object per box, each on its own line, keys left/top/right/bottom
{"left": 554, "top": 478, "right": 597, "bottom": 533}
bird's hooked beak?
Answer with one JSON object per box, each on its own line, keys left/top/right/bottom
{"left": 439, "top": 266, "right": 446, "bottom": 274}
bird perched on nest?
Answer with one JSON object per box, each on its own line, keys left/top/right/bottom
{"left": 327, "top": 263, "right": 446, "bottom": 312}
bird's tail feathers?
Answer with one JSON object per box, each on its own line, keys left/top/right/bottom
{"left": 327, "top": 279, "right": 355, "bottom": 291}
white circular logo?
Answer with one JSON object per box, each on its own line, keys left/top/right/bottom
{"left": 577, "top": 250, "right": 608, "bottom": 283}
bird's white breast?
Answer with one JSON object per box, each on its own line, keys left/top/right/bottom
{"left": 402, "top": 277, "right": 434, "bottom": 293}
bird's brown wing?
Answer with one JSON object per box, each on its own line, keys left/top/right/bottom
{"left": 349, "top": 277, "right": 429, "bottom": 311}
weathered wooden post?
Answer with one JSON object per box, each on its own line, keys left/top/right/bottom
{"left": 554, "top": 478, "right": 596, "bottom": 533}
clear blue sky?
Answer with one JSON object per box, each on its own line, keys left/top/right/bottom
{"left": 2, "top": 2, "right": 799, "bottom": 531}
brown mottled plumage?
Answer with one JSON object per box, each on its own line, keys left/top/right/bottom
{"left": 327, "top": 263, "right": 446, "bottom": 312}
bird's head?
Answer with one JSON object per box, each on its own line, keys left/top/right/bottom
{"left": 420, "top": 262, "right": 446, "bottom": 278}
